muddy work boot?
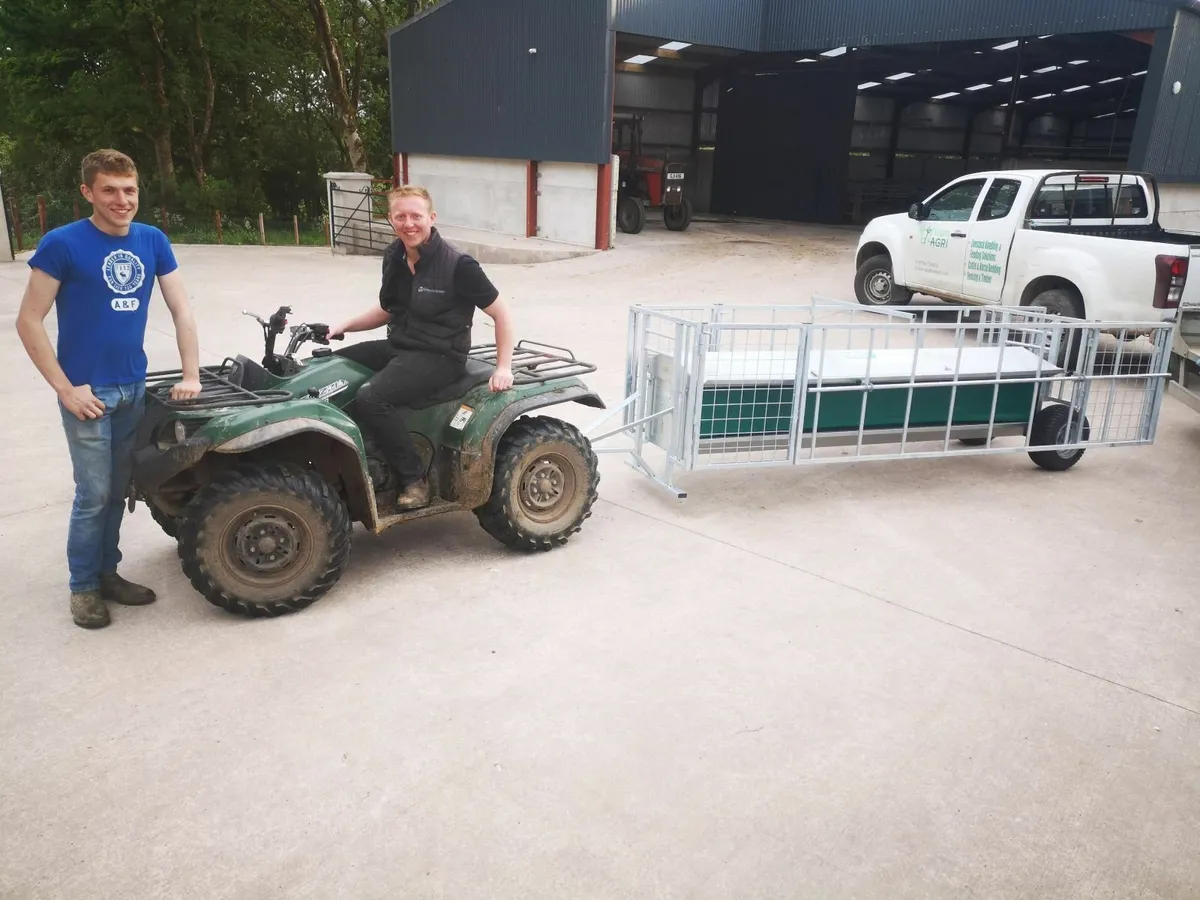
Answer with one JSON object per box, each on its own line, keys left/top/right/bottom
{"left": 71, "top": 590, "right": 110, "bottom": 629}
{"left": 100, "top": 572, "right": 158, "bottom": 606}
{"left": 393, "top": 478, "right": 431, "bottom": 511}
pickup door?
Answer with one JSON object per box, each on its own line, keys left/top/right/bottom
{"left": 904, "top": 176, "right": 989, "bottom": 296}
{"left": 903, "top": 174, "right": 1028, "bottom": 302}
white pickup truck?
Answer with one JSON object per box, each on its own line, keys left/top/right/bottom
{"left": 853, "top": 169, "right": 1200, "bottom": 324}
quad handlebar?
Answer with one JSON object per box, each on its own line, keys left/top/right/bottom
{"left": 243, "top": 305, "right": 342, "bottom": 376}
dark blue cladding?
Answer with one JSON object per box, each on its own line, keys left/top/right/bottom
{"left": 613, "top": 0, "right": 765, "bottom": 52}
{"left": 389, "top": 0, "right": 612, "bottom": 164}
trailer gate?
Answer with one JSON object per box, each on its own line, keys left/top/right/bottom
{"left": 589, "top": 299, "right": 1173, "bottom": 498}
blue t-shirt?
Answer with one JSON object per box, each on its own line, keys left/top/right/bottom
{"left": 29, "top": 219, "right": 179, "bottom": 388}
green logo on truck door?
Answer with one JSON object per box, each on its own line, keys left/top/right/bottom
{"left": 919, "top": 226, "right": 950, "bottom": 249}
{"left": 967, "top": 239, "right": 1005, "bottom": 285}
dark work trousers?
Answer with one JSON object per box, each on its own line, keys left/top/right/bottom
{"left": 336, "top": 340, "right": 465, "bottom": 486}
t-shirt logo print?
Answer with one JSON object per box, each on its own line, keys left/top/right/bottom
{"left": 102, "top": 250, "right": 146, "bottom": 296}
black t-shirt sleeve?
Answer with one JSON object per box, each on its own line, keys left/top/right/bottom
{"left": 455, "top": 256, "right": 500, "bottom": 311}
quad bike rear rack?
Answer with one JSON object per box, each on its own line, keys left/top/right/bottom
{"left": 469, "top": 340, "right": 598, "bottom": 385}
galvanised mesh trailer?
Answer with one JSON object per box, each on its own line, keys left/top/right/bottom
{"left": 589, "top": 299, "right": 1174, "bottom": 498}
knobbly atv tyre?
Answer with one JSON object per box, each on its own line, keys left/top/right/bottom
{"left": 475, "top": 416, "right": 600, "bottom": 552}
{"left": 178, "top": 463, "right": 352, "bottom": 617}
{"left": 148, "top": 501, "right": 183, "bottom": 539}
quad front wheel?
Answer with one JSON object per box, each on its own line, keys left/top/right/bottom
{"left": 178, "top": 463, "right": 352, "bottom": 617}
{"left": 475, "top": 416, "right": 600, "bottom": 552}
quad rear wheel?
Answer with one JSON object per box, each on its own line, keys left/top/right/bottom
{"left": 178, "top": 463, "right": 352, "bottom": 617}
{"left": 475, "top": 416, "right": 600, "bottom": 552}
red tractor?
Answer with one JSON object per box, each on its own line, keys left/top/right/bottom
{"left": 613, "top": 113, "right": 693, "bottom": 235}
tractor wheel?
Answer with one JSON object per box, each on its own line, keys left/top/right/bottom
{"left": 177, "top": 463, "right": 352, "bottom": 618}
{"left": 1027, "top": 404, "right": 1091, "bottom": 472}
{"left": 474, "top": 416, "right": 600, "bottom": 552}
{"left": 617, "top": 196, "right": 646, "bottom": 234}
{"left": 664, "top": 197, "right": 693, "bottom": 232}
{"left": 854, "top": 253, "right": 912, "bottom": 307}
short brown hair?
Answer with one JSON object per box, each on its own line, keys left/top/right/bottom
{"left": 81, "top": 149, "right": 138, "bottom": 188}
{"left": 387, "top": 185, "right": 434, "bottom": 213}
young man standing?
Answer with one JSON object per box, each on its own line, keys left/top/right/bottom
{"left": 330, "top": 185, "right": 515, "bottom": 511}
{"left": 16, "top": 149, "right": 202, "bottom": 629}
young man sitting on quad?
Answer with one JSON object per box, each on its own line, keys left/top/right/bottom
{"left": 329, "top": 185, "right": 515, "bottom": 511}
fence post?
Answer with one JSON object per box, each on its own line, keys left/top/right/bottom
{"left": 258, "top": 213, "right": 266, "bottom": 245}
{"left": 160, "top": 207, "right": 169, "bottom": 235}
{"left": 37, "top": 195, "right": 47, "bottom": 235}
{"left": 73, "top": 201, "right": 80, "bottom": 220}
{"left": 214, "top": 210, "right": 223, "bottom": 244}
{"left": 293, "top": 215, "right": 300, "bottom": 246}
{"left": 11, "top": 201, "right": 24, "bottom": 252}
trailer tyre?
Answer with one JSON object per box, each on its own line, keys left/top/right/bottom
{"left": 1028, "top": 404, "right": 1090, "bottom": 472}
{"left": 855, "top": 254, "right": 912, "bottom": 306}
{"left": 618, "top": 197, "right": 646, "bottom": 234}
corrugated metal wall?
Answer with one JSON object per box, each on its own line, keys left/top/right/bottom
{"left": 613, "top": 0, "right": 764, "bottom": 52}
{"left": 389, "top": 0, "right": 612, "bottom": 164}
{"left": 761, "top": 0, "right": 1177, "bottom": 51}
{"left": 611, "top": 0, "right": 1179, "bottom": 52}
{"left": 710, "top": 71, "right": 857, "bottom": 223}
{"left": 1137, "top": 10, "right": 1200, "bottom": 181}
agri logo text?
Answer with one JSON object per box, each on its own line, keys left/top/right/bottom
{"left": 919, "top": 227, "right": 950, "bottom": 249}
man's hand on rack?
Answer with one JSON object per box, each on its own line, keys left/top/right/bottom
{"left": 170, "top": 377, "right": 202, "bottom": 401}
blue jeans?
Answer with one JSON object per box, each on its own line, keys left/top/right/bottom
{"left": 59, "top": 382, "right": 146, "bottom": 593}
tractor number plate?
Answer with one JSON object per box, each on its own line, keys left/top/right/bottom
{"left": 450, "top": 405, "right": 475, "bottom": 430}
{"left": 666, "top": 172, "right": 685, "bottom": 180}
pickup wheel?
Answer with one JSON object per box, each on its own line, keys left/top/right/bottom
{"left": 855, "top": 254, "right": 912, "bottom": 307}
{"left": 1031, "top": 288, "right": 1085, "bottom": 373}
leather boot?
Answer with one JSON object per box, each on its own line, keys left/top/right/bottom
{"left": 100, "top": 572, "right": 158, "bottom": 606}
{"left": 71, "top": 591, "right": 110, "bottom": 629}
{"left": 393, "top": 478, "right": 431, "bottom": 511}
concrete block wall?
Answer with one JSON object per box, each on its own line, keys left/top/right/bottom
{"left": 536, "top": 162, "right": 599, "bottom": 247}
{"left": 407, "top": 155, "right": 527, "bottom": 237}
{"left": 403, "top": 154, "right": 602, "bottom": 249}
{"left": 1157, "top": 183, "right": 1200, "bottom": 234}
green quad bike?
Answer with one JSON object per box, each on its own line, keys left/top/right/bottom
{"left": 131, "top": 305, "right": 605, "bottom": 618}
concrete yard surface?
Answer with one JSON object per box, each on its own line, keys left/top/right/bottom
{"left": 1, "top": 221, "right": 1199, "bottom": 900}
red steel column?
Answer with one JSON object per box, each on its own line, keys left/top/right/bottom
{"left": 526, "top": 161, "right": 539, "bottom": 238}
{"left": 595, "top": 162, "right": 613, "bottom": 251}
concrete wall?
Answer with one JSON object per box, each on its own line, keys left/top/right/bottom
{"left": 537, "top": 163, "right": 599, "bottom": 247}
{"left": 1158, "top": 183, "right": 1200, "bottom": 234}
{"left": 406, "top": 155, "right": 527, "bottom": 237}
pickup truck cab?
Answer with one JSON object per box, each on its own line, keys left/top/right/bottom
{"left": 854, "top": 169, "right": 1200, "bottom": 324}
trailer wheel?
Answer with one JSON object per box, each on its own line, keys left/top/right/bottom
{"left": 1028, "top": 404, "right": 1091, "bottom": 472}
{"left": 664, "top": 197, "right": 693, "bottom": 231}
{"left": 855, "top": 254, "right": 912, "bottom": 306}
{"left": 617, "top": 197, "right": 646, "bottom": 234}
